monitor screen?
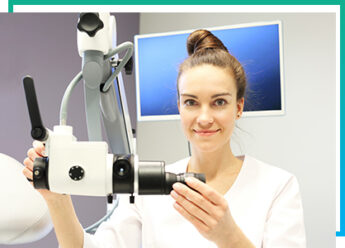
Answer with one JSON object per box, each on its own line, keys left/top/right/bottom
{"left": 135, "top": 21, "right": 284, "bottom": 121}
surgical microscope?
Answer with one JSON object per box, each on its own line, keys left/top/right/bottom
{"left": 22, "top": 13, "right": 205, "bottom": 232}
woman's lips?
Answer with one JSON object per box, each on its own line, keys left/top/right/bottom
{"left": 193, "top": 129, "right": 220, "bottom": 136}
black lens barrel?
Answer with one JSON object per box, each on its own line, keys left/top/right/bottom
{"left": 138, "top": 161, "right": 206, "bottom": 195}
{"left": 138, "top": 161, "right": 165, "bottom": 194}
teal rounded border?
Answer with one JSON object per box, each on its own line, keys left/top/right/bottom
{"left": 7, "top": 0, "right": 343, "bottom": 12}
{"left": 7, "top": 0, "right": 345, "bottom": 237}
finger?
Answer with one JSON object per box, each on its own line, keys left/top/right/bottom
{"left": 23, "top": 157, "right": 33, "bottom": 171}
{"left": 173, "top": 182, "right": 215, "bottom": 213}
{"left": 185, "top": 177, "right": 224, "bottom": 205}
{"left": 27, "top": 148, "right": 41, "bottom": 162}
{"left": 33, "top": 140, "right": 45, "bottom": 157}
{"left": 171, "top": 190, "right": 216, "bottom": 227}
{"left": 23, "top": 167, "right": 33, "bottom": 181}
{"left": 173, "top": 202, "right": 209, "bottom": 233}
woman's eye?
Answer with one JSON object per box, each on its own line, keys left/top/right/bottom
{"left": 184, "top": 99, "right": 197, "bottom": 106}
{"left": 214, "top": 99, "right": 227, "bottom": 106}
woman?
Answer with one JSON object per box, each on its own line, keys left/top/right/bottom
{"left": 23, "top": 29, "right": 306, "bottom": 248}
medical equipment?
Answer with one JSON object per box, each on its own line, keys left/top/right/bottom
{"left": 23, "top": 13, "right": 205, "bottom": 203}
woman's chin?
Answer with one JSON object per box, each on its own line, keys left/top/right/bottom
{"left": 192, "top": 142, "right": 220, "bottom": 153}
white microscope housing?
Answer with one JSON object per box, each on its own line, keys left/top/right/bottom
{"left": 46, "top": 125, "right": 113, "bottom": 196}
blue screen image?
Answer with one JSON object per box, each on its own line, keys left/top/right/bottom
{"left": 136, "top": 23, "right": 282, "bottom": 119}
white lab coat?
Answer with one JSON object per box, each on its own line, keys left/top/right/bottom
{"left": 84, "top": 155, "right": 306, "bottom": 248}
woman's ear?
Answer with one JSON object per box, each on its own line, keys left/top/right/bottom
{"left": 236, "top": 97, "right": 244, "bottom": 119}
{"left": 177, "top": 100, "right": 180, "bottom": 113}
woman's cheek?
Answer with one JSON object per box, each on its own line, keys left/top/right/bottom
{"left": 180, "top": 110, "right": 193, "bottom": 138}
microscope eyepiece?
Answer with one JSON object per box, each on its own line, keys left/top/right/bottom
{"left": 164, "top": 172, "right": 206, "bottom": 194}
{"left": 138, "top": 161, "right": 206, "bottom": 195}
{"left": 176, "top": 172, "right": 206, "bottom": 185}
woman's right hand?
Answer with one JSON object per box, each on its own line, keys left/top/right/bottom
{"left": 23, "top": 140, "right": 65, "bottom": 201}
{"left": 23, "top": 141, "right": 83, "bottom": 248}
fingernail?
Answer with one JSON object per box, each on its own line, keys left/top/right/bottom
{"left": 173, "top": 183, "right": 181, "bottom": 190}
{"left": 185, "top": 177, "right": 195, "bottom": 183}
{"left": 33, "top": 140, "right": 39, "bottom": 148}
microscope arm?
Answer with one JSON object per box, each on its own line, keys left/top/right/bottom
{"left": 23, "top": 13, "right": 206, "bottom": 198}
{"left": 76, "top": 13, "right": 134, "bottom": 155}
{"left": 58, "top": 44, "right": 134, "bottom": 155}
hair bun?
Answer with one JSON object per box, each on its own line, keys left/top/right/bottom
{"left": 186, "top": 29, "right": 228, "bottom": 56}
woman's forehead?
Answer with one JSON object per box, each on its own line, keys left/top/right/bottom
{"left": 179, "top": 65, "right": 237, "bottom": 94}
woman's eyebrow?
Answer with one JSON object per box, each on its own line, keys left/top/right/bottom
{"left": 180, "top": 93, "right": 198, "bottom": 99}
{"left": 180, "top": 93, "right": 232, "bottom": 99}
{"left": 211, "top": 93, "right": 232, "bottom": 98}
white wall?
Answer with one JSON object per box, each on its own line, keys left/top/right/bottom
{"left": 137, "top": 13, "right": 336, "bottom": 248}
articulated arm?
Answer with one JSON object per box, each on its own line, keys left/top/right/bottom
{"left": 23, "top": 13, "right": 205, "bottom": 200}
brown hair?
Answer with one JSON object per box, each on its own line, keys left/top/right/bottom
{"left": 177, "top": 29, "right": 247, "bottom": 101}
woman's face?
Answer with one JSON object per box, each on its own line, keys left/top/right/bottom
{"left": 178, "top": 64, "right": 244, "bottom": 153}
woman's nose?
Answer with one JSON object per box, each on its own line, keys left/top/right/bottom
{"left": 197, "top": 107, "right": 214, "bottom": 127}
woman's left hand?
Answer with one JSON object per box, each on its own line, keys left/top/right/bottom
{"left": 170, "top": 177, "right": 238, "bottom": 248}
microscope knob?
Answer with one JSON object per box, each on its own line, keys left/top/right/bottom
{"left": 33, "top": 157, "right": 49, "bottom": 190}
{"left": 77, "top": 13, "right": 104, "bottom": 37}
{"left": 69, "top": 165, "right": 85, "bottom": 181}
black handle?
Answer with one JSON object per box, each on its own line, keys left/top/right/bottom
{"left": 77, "top": 13, "right": 104, "bottom": 37}
{"left": 23, "top": 76, "right": 48, "bottom": 141}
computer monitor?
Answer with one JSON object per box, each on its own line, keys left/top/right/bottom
{"left": 135, "top": 21, "right": 284, "bottom": 121}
